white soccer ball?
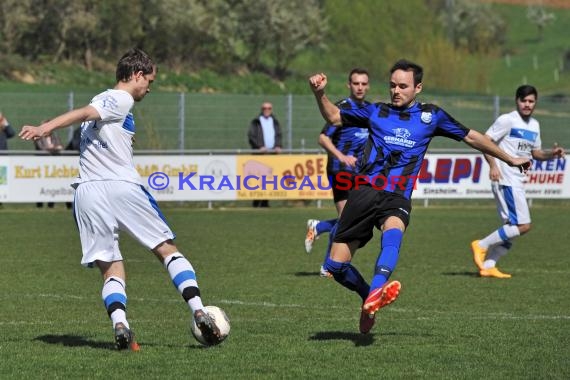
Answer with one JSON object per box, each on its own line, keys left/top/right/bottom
{"left": 191, "top": 305, "right": 230, "bottom": 346}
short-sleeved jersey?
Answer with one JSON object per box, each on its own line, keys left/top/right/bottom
{"left": 340, "top": 102, "right": 469, "bottom": 199}
{"left": 321, "top": 97, "right": 370, "bottom": 174}
{"left": 73, "top": 89, "right": 141, "bottom": 185}
{"left": 486, "top": 110, "right": 541, "bottom": 187}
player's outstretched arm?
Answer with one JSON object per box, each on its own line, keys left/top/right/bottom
{"left": 531, "top": 143, "right": 565, "bottom": 161}
{"left": 309, "top": 73, "right": 341, "bottom": 126}
{"left": 463, "top": 129, "right": 530, "bottom": 172}
{"left": 19, "top": 105, "right": 101, "bottom": 141}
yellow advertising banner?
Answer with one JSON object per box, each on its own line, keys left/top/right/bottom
{"left": 236, "top": 154, "right": 332, "bottom": 200}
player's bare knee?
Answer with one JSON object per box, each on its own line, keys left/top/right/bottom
{"left": 97, "top": 260, "right": 125, "bottom": 279}
{"left": 518, "top": 223, "right": 531, "bottom": 235}
{"left": 152, "top": 239, "right": 178, "bottom": 261}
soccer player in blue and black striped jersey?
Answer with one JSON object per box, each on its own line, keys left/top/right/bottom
{"left": 309, "top": 59, "right": 531, "bottom": 334}
{"left": 305, "top": 68, "right": 370, "bottom": 278}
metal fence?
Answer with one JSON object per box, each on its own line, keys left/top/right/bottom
{"left": 2, "top": 91, "right": 568, "bottom": 152}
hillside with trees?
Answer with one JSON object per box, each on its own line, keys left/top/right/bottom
{"left": 0, "top": 0, "right": 569, "bottom": 95}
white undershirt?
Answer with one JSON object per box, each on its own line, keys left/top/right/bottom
{"left": 259, "top": 116, "right": 275, "bottom": 149}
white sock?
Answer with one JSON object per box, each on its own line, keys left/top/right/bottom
{"left": 479, "top": 225, "right": 520, "bottom": 249}
{"left": 164, "top": 252, "right": 205, "bottom": 313}
{"left": 102, "top": 276, "right": 129, "bottom": 328}
{"left": 483, "top": 243, "right": 511, "bottom": 269}
{"left": 110, "top": 310, "right": 129, "bottom": 328}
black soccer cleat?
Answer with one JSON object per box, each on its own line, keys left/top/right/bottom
{"left": 114, "top": 323, "right": 139, "bottom": 351}
{"left": 194, "top": 310, "right": 222, "bottom": 345}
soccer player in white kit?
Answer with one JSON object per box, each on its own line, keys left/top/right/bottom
{"left": 470, "top": 85, "right": 565, "bottom": 278}
{"left": 19, "top": 49, "right": 223, "bottom": 349}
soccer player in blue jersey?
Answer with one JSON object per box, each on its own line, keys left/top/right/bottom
{"left": 20, "top": 49, "right": 223, "bottom": 349}
{"left": 471, "top": 85, "right": 565, "bottom": 278}
{"left": 305, "top": 68, "right": 371, "bottom": 278}
{"left": 308, "top": 59, "right": 531, "bottom": 334}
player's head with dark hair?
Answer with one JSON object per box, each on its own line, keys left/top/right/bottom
{"left": 348, "top": 68, "right": 369, "bottom": 83}
{"left": 390, "top": 59, "right": 423, "bottom": 86}
{"left": 514, "top": 85, "right": 538, "bottom": 119}
{"left": 347, "top": 68, "right": 370, "bottom": 101}
{"left": 389, "top": 59, "right": 423, "bottom": 108}
{"left": 515, "top": 85, "right": 538, "bottom": 101}
{"left": 116, "top": 48, "right": 156, "bottom": 83}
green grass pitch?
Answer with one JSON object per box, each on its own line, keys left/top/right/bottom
{"left": 0, "top": 203, "right": 568, "bottom": 379}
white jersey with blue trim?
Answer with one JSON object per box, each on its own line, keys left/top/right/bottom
{"left": 72, "top": 89, "right": 141, "bottom": 185}
{"left": 486, "top": 110, "right": 541, "bottom": 187}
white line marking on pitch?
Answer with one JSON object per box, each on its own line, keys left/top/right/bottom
{"left": 1, "top": 294, "right": 568, "bottom": 323}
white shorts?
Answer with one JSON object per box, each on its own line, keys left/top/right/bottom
{"left": 73, "top": 181, "right": 175, "bottom": 267}
{"left": 491, "top": 182, "right": 531, "bottom": 225}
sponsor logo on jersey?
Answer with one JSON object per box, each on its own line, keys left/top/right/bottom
{"left": 354, "top": 130, "right": 369, "bottom": 139}
{"left": 517, "top": 141, "right": 534, "bottom": 152}
{"left": 384, "top": 128, "right": 416, "bottom": 148}
{"left": 509, "top": 128, "right": 538, "bottom": 142}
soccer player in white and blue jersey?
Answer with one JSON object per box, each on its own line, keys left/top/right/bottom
{"left": 308, "top": 59, "right": 531, "bottom": 334}
{"left": 305, "top": 68, "right": 370, "bottom": 278}
{"left": 20, "top": 49, "right": 223, "bottom": 349}
{"left": 471, "top": 85, "right": 565, "bottom": 278}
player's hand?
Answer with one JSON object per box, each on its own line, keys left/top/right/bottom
{"left": 511, "top": 157, "right": 531, "bottom": 173}
{"left": 489, "top": 166, "right": 502, "bottom": 181}
{"left": 19, "top": 125, "right": 47, "bottom": 141}
{"left": 552, "top": 142, "right": 565, "bottom": 159}
{"left": 308, "top": 73, "right": 327, "bottom": 93}
{"left": 339, "top": 154, "right": 357, "bottom": 168}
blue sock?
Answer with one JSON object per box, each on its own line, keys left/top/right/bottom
{"left": 322, "top": 223, "right": 338, "bottom": 264}
{"left": 316, "top": 218, "right": 337, "bottom": 235}
{"left": 370, "top": 229, "right": 403, "bottom": 290}
{"left": 323, "top": 257, "right": 370, "bottom": 302}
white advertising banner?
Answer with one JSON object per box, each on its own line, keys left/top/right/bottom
{"left": 0, "top": 155, "right": 237, "bottom": 202}
{"left": 135, "top": 155, "right": 237, "bottom": 201}
{"left": 0, "top": 154, "right": 567, "bottom": 202}
{"left": 413, "top": 153, "right": 568, "bottom": 199}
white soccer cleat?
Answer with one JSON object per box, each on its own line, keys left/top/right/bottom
{"left": 305, "top": 219, "right": 320, "bottom": 254}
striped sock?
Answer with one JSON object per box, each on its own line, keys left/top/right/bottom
{"left": 480, "top": 225, "right": 520, "bottom": 248}
{"left": 102, "top": 276, "right": 128, "bottom": 328}
{"left": 164, "top": 253, "right": 205, "bottom": 312}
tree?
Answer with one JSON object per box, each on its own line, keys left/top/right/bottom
{"left": 527, "top": 5, "right": 555, "bottom": 42}
{"left": 0, "top": 0, "right": 35, "bottom": 55}
{"left": 235, "top": 0, "right": 327, "bottom": 79}
{"left": 437, "top": 0, "right": 506, "bottom": 54}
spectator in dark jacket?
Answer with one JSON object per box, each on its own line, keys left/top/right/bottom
{"left": 0, "top": 111, "right": 15, "bottom": 151}
{"left": 0, "top": 111, "right": 15, "bottom": 208}
{"left": 247, "top": 102, "right": 282, "bottom": 207}
{"left": 248, "top": 102, "right": 282, "bottom": 153}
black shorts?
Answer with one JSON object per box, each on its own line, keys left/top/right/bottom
{"left": 330, "top": 171, "right": 357, "bottom": 203}
{"left": 327, "top": 172, "right": 352, "bottom": 203}
{"left": 334, "top": 185, "right": 412, "bottom": 248}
